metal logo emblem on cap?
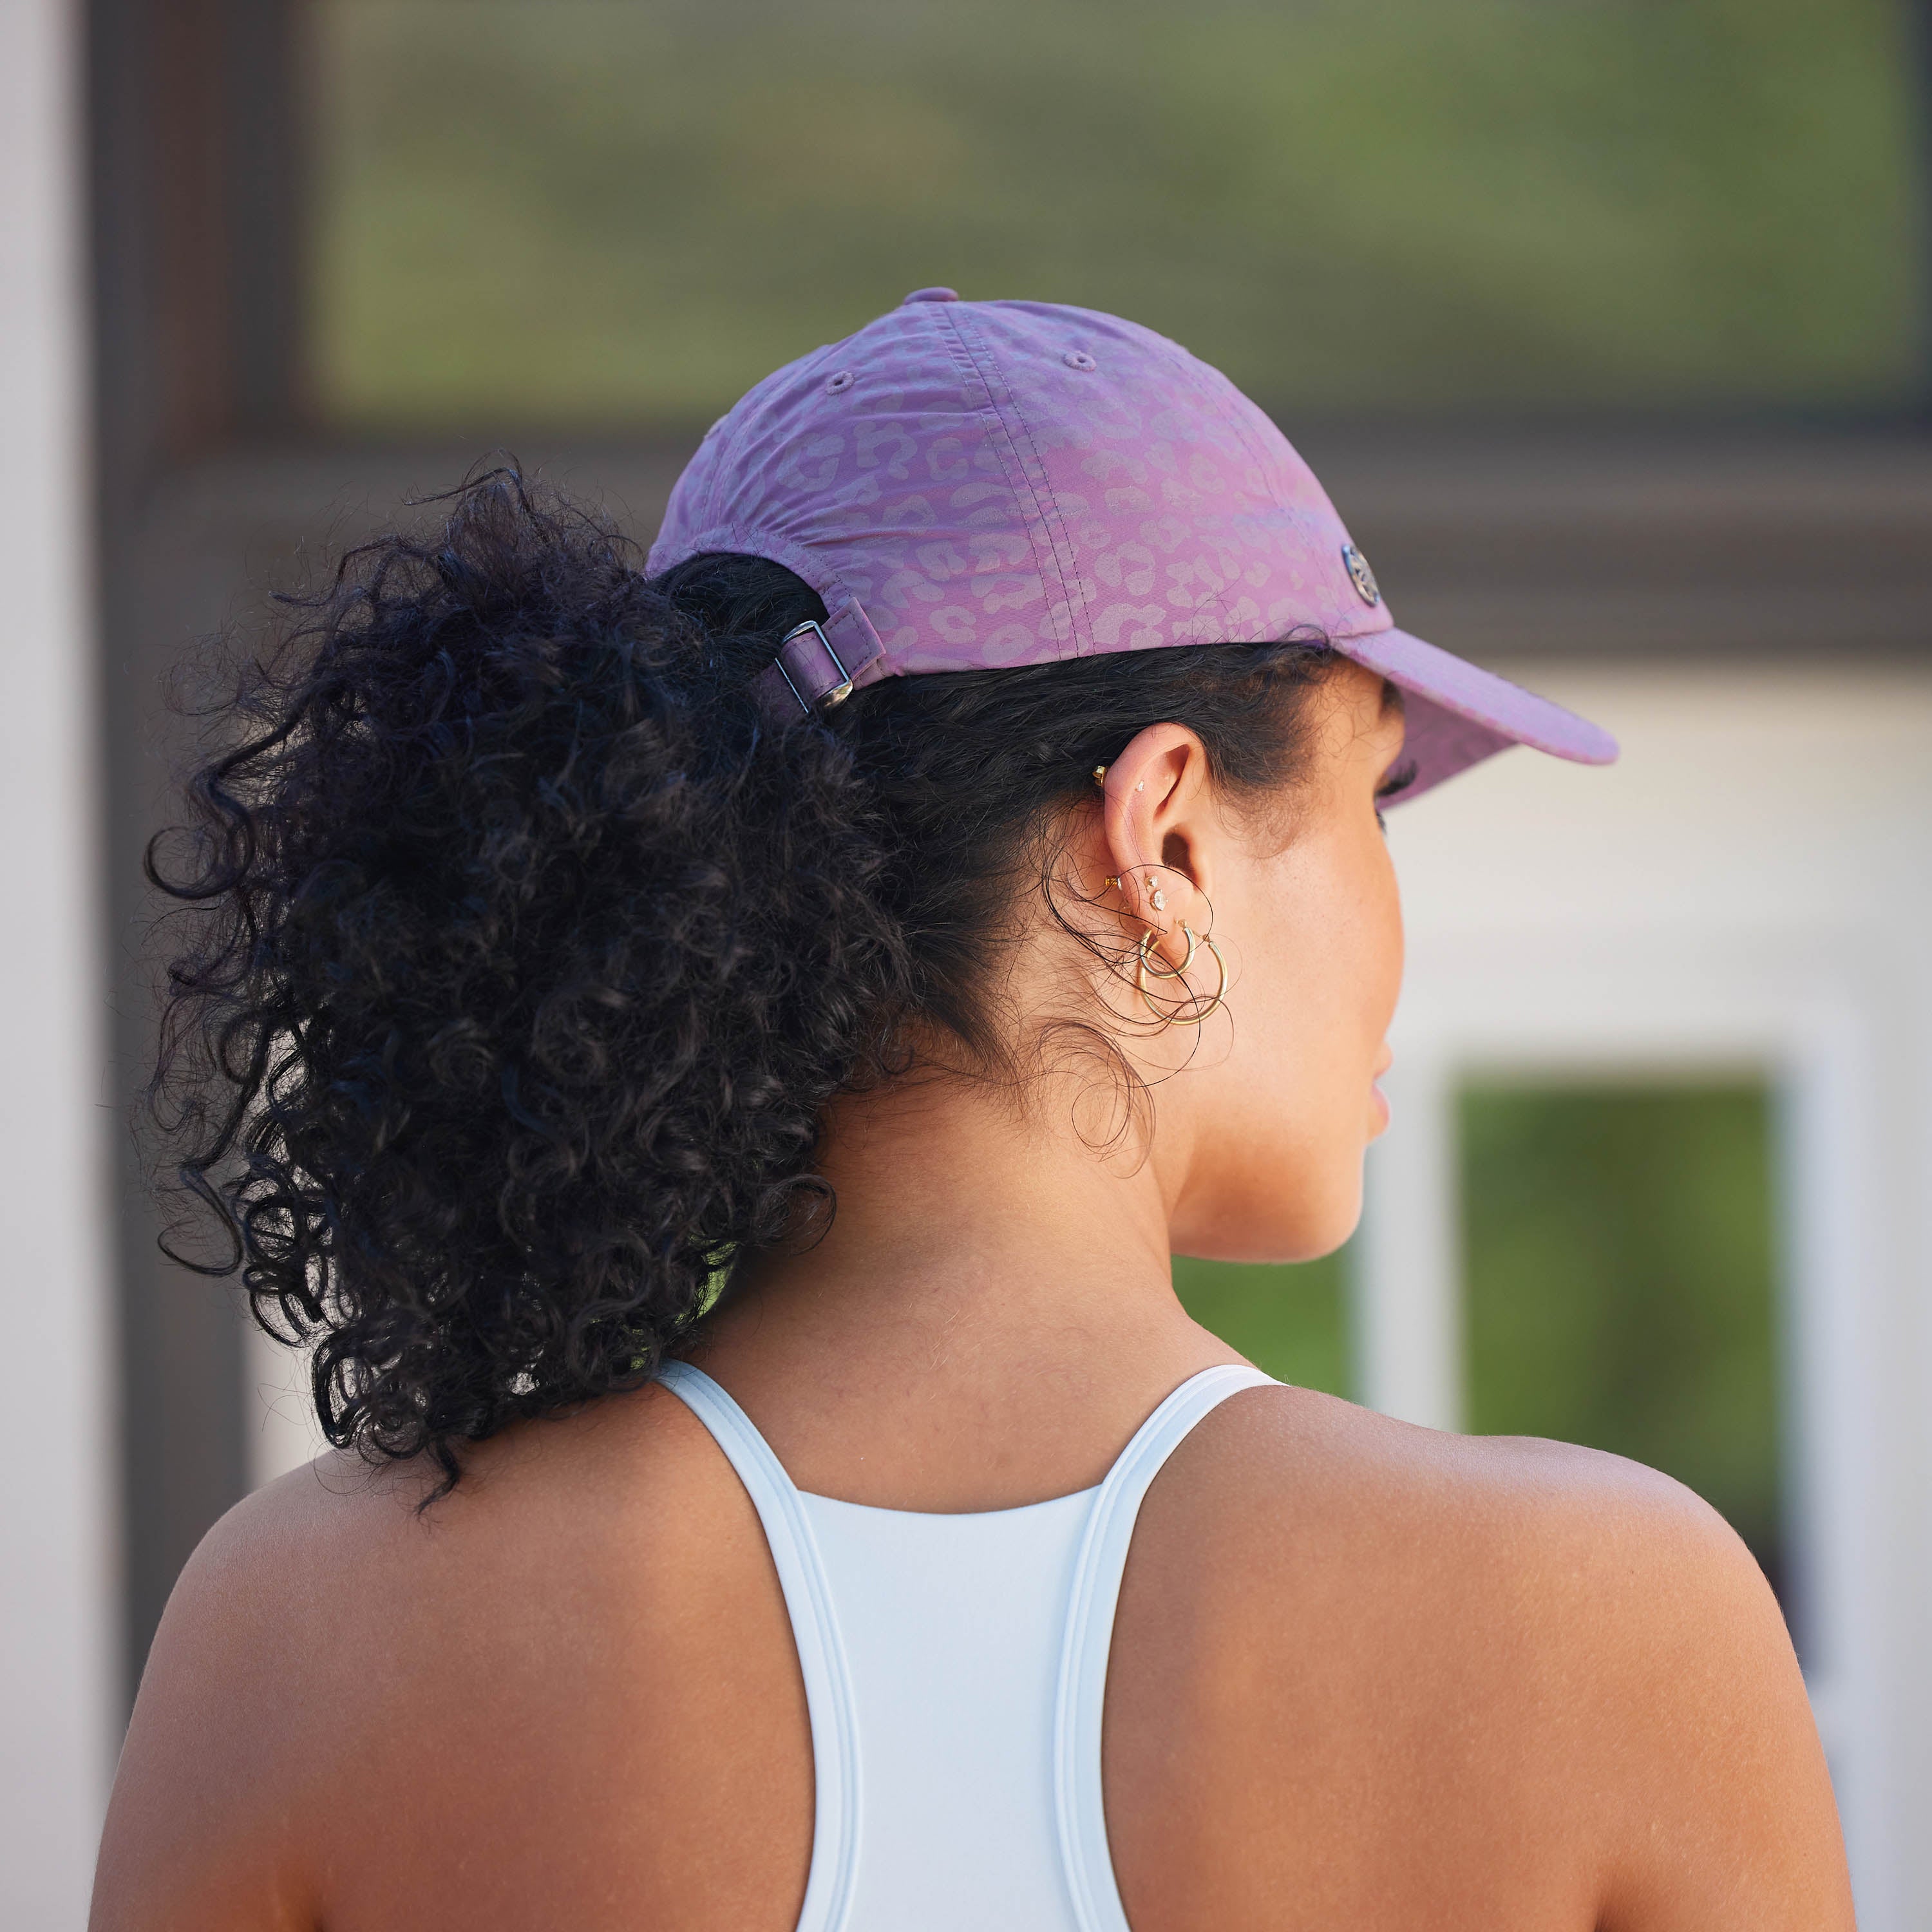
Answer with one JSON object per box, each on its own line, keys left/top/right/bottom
{"left": 1342, "top": 544, "right": 1380, "bottom": 606}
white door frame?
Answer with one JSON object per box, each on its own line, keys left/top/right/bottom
{"left": 1358, "top": 942, "right": 1902, "bottom": 1925}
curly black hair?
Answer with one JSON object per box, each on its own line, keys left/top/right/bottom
{"left": 146, "top": 469, "right": 1338, "bottom": 1489}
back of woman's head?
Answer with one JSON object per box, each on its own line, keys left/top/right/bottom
{"left": 147, "top": 469, "right": 1336, "bottom": 1486}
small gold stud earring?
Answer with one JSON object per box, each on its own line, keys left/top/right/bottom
{"left": 1091, "top": 764, "right": 1108, "bottom": 788}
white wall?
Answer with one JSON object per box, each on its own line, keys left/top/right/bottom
{"left": 247, "top": 1319, "right": 328, "bottom": 1489}
{"left": 0, "top": 0, "right": 117, "bottom": 1924}
{"left": 1363, "top": 663, "right": 1932, "bottom": 1930}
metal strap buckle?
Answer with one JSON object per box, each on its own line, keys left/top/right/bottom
{"left": 771, "top": 620, "right": 855, "bottom": 715}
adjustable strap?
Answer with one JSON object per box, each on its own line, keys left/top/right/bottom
{"left": 1053, "top": 1363, "right": 1276, "bottom": 1932}
{"left": 656, "top": 1362, "right": 863, "bottom": 1932}
{"left": 753, "top": 620, "right": 855, "bottom": 718}
{"left": 749, "top": 598, "right": 889, "bottom": 724}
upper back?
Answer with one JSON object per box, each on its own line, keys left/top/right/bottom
{"left": 91, "top": 1371, "right": 1848, "bottom": 1932}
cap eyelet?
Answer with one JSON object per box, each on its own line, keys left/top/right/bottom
{"left": 824, "top": 370, "right": 855, "bottom": 395}
{"left": 1063, "top": 350, "right": 1097, "bottom": 372}
{"left": 1341, "top": 543, "right": 1381, "bottom": 606}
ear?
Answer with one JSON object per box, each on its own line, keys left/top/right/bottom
{"left": 1092, "top": 723, "right": 1218, "bottom": 955}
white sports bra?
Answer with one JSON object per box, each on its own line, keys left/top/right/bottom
{"left": 656, "top": 1360, "right": 1275, "bottom": 1932}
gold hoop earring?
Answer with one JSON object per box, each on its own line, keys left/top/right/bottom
{"left": 1133, "top": 929, "right": 1226, "bottom": 1026}
{"left": 1135, "top": 924, "right": 1198, "bottom": 983}
{"left": 1163, "top": 933, "right": 1227, "bottom": 1027}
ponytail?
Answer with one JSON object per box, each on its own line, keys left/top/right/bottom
{"left": 146, "top": 469, "right": 1332, "bottom": 1490}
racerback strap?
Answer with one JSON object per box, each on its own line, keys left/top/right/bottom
{"left": 656, "top": 1361, "right": 863, "bottom": 1932}
{"left": 1053, "top": 1363, "right": 1276, "bottom": 1932}
{"left": 660, "top": 1357, "right": 1275, "bottom": 1932}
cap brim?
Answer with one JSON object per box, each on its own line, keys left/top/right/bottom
{"left": 1332, "top": 627, "right": 1618, "bottom": 803}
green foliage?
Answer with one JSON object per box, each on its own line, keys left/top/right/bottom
{"left": 1173, "top": 1247, "right": 1350, "bottom": 1396}
{"left": 315, "top": 0, "right": 1918, "bottom": 428}
{"left": 1460, "top": 1081, "right": 1781, "bottom": 1579}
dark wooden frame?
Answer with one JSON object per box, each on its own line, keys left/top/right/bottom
{"left": 86, "top": 0, "right": 1932, "bottom": 1709}
{"left": 89, "top": 0, "right": 308, "bottom": 1700}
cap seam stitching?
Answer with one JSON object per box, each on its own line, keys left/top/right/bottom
{"left": 942, "top": 305, "right": 1088, "bottom": 659}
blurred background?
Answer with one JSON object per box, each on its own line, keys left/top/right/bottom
{"left": 3, "top": 0, "right": 1929, "bottom": 1923}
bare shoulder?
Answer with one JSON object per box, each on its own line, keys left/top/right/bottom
{"left": 120, "top": 1376, "right": 723, "bottom": 1727}
{"left": 1184, "top": 1380, "right": 1769, "bottom": 1631}
{"left": 1108, "top": 1384, "right": 1853, "bottom": 1932}
{"left": 1124, "top": 1379, "right": 1802, "bottom": 1770}
{"left": 93, "top": 1382, "right": 810, "bottom": 1932}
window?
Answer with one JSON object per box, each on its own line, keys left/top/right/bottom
{"left": 313, "top": 0, "right": 1917, "bottom": 430}
{"left": 1460, "top": 1081, "right": 1788, "bottom": 1633}
{"left": 1182, "top": 1083, "right": 1786, "bottom": 1645}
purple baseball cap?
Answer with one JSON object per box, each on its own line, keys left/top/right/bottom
{"left": 648, "top": 288, "right": 1616, "bottom": 801}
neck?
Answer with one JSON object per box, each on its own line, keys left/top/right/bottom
{"left": 686, "top": 1066, "right": 1240, "bottom": 1508}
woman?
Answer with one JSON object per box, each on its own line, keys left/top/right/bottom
{"left": 93, "top": 292, "right": 1851, "bottom": 1929}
